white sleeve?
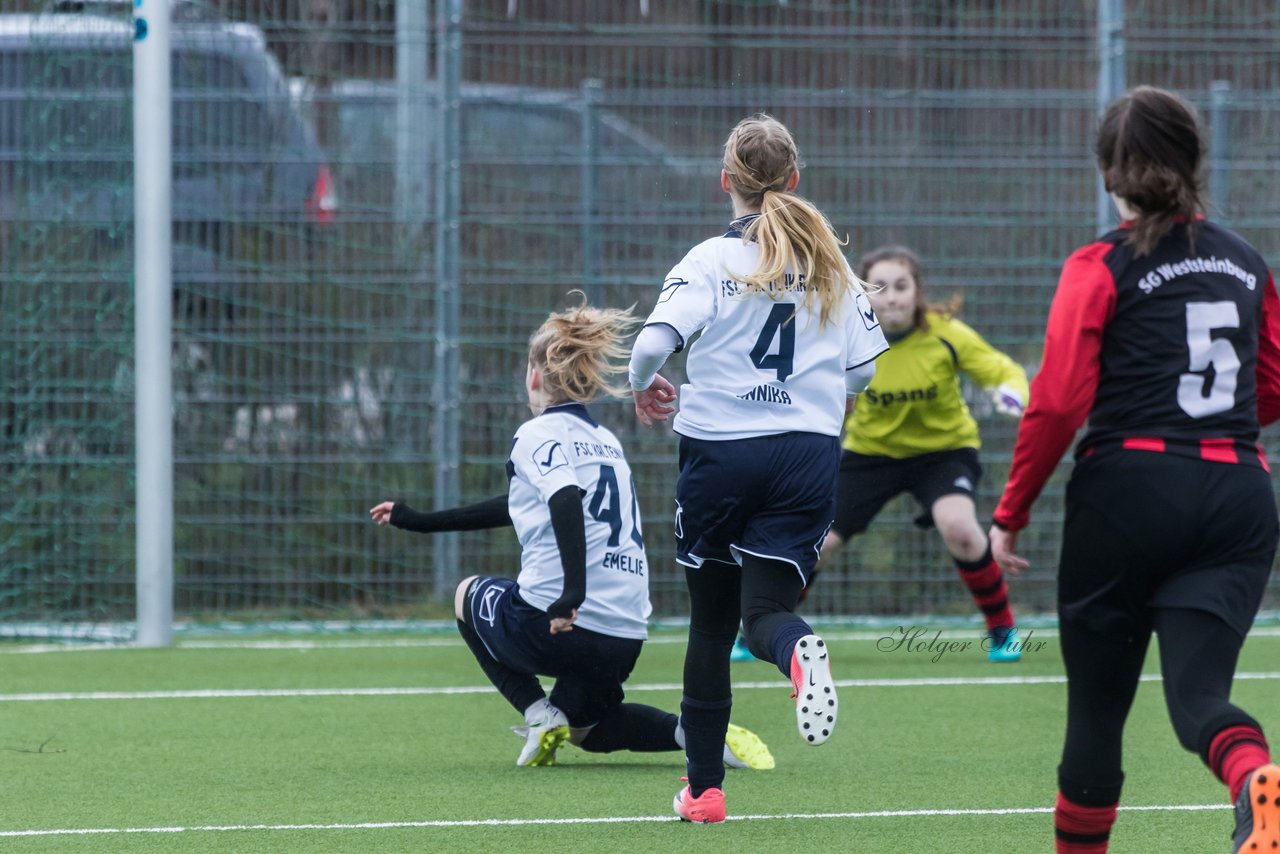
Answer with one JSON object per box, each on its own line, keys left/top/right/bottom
{"left": 628, "top": 323, "right": 681, "bottom": 391}
{"left": 642, "top": 247, "right": 718, "bottom": 344}
{"left": 845, "top": 359, "right": 877, "bottom": 395}
{"left": 848, "top": 290, "right": 890, "bottom": 368}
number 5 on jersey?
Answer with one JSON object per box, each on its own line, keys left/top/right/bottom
{"left": 1179, "top": 301, "right": 1240, "bottom": 418}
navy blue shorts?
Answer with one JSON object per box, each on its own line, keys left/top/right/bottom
{"left": 832, "top": 447, "right": 982, "bottom": 539}
{"left": 674, "top": 432, "right": 841, "bottom": 582}
{"left": 1059, "top": 449, "right": 1278, "bottom": 639}
{"left": 464, "top": 576, "right": 644, "bottom": 728}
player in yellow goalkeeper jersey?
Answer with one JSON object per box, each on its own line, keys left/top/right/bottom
{"left": 824, "top": 244, "right": 1029, "bottom": 662}
{"left": 839, "top": 245, "right": 1029, "bottom": 660}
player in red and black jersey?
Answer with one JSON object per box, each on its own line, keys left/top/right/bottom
{"left": 989, "top": 86, "right": 1280, "bottom": 853}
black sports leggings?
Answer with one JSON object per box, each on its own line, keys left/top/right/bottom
{"left": 1058, "top": 606, "right": 1255, "bottom": 805}
{"left": 682, "top": 555, "right": 807, "bottom": 704}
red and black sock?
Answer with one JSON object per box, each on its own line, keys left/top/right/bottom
{"left": 953, "top": 543, "right": 1013, "bottom": 631}
{"left": 1208, "top": 724, "right": 1271, "bottom": 801}
{"left": 1054, "top": 792, "right": 1117, "bottom": 853}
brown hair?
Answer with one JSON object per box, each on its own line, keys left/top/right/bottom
{"left": 722, "top": 113, "right": 854, "bottom": 326}
{"left": 528, "top": 290, "right": 640, "bottom": 403}
{"left": 856, "top": 244, "right": 962, "bottom": 332}
{"left": 1095, "top": 85, "right": 1206, "bottom": 256}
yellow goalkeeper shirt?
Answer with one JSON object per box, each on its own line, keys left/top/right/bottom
{"left": 842, "top": 312, "right": 1029, "bottom": 459}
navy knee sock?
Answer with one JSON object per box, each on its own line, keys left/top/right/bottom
{"left": 742, "top": 611, "right": 812, "bottom": 678}
{"left": 578, "top": 704, "right": 680, "bottom": 753}
{"left": 680, "top": 694, "right": 732, "bottom": 796}
{"left": 769, "top": 619, "right": 814, "bottom": 678}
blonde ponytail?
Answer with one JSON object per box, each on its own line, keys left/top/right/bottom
{"left": 723, "top": 113, "right": 854, "bottom": 326}
{"left": 529, "top": 291, "right": 640, "bottom": 403}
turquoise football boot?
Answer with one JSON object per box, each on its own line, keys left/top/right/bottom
{"left": 986, "top": 625, "right": 1022, "bottom": 663}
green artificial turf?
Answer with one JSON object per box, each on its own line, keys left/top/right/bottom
{"left": 2, "top": 625, "right": 1274, "bottom": 852}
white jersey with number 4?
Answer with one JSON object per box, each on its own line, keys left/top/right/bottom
{"left": 643, "top": 216, "right": 889, "bottom": 440}
{"left": 507, "top": 402, "right": 650, "bottom": 640}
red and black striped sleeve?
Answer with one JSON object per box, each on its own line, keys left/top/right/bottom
{"left": 993, "top": 242, "right": 1117, "bottom": 533}
{"left": 1256, "top": 272, "right": 1280, "bottom": 427}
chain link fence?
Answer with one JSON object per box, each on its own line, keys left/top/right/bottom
{"left": 2, "top": 0, "right": 1279, "bottom": 631}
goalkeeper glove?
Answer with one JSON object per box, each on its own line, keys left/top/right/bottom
{"left": 992, "top": 384, "right": 1025, "bottom": 418}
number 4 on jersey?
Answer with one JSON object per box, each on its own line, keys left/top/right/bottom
{"left": 588, "top": 465, "right": 644, "bottom": 549}
{"left": 750, "top": 302, "right": 796, "bottom": 381}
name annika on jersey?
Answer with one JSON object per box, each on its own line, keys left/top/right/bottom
{"left": 723, "top": 274, "right": 809, "bottom": 405}
{"left": 507, "top": 405, "right": 651, "bottom": 640}
{"left": 644, "top": 225, "right": 888, "bottom": 442}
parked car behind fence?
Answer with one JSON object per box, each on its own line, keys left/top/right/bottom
{"left": 2, "top": 5, "right": 338, "bottom": 465}
{"left": 0, "top": 8, "right": 335, "bottom": 267}
{"left": 293, "top": 75, "right": 706, "bottom": 300}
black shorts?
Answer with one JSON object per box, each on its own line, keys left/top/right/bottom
{"left": 674, "top": 432, "right": 841, "bottom": 583}
{"left": 464, "top": 576, "right": 644, "bottom": 728}
{"left": 831, "top": 447, "right": 982, "bottom": 540}
{"left": 1058, "top": 448, "right": 1278, "bottom": 639}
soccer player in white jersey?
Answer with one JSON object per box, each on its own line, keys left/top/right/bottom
{"left": 370, "top": 293, "right": 773, "bottom": 771}
{"left": 629, "top": 114, "right": 889, "bottom": 823}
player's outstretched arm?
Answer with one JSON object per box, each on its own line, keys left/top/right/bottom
{"left": 368, "top": 495, "right": 511, "bottom": 534}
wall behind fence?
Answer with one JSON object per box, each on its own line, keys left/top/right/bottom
{"left": 2, "top": 0, "right": 1278, "bottom": 630}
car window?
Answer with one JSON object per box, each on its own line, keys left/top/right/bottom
{"left": 20, "top": 48, "right": 131, "bottom": 153}
{"left": 324, "top": 86, "right": 668, "bottom": 167}
{"left": 320, "top": 83, "right": 683, "bottom": 213}
{"left": 465, "top": 103, "right": 581, "bottom": 160}
{"left": 2, "top": 47, "right": 273, "bottom": 157}
{"left": 465, "top": 101, "right": 664, "bottom": 167}
{"left": 334, "top": 98, "right": 399, "bottom": 164}
{"left": 173, "top": 51, "right": 273, "bottom": 153}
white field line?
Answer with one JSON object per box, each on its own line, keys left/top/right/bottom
{"left": 5, "top": 624, "right": 1280, "bottom": 655}
{"left": 1, "top": 634, "right": 899, "bottom": 654}
{"left": 0, "top": 803, "right": 1230, "bottom": 838}
{"left": 6, "top": 625, "right": 1280, "bottom": 654}
{"left": 3, "top": 671, "right": 1280, "bottom": 703}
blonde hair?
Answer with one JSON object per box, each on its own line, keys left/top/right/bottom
{"left": 723, "top": 113, "right": 853, "bottom": 326}
{"left": 528, "top": 291, "right": 640, "bottom": 403}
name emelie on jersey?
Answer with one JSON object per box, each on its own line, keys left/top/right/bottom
{"left": 1139, "top": 255, "right": 1258, "bottom": 294}
{"left": 865, "top": 386, "right": 938, "bottom": 406}
{"left": 601, "top": 551, "right": 644, "bottom": 576}
{"left": 738, "top": 384, "right": 793, "bottom": 404}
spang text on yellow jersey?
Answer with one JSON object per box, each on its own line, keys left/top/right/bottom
{"left": 842, "top": 312, "right": 1028, "bottom": 459}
